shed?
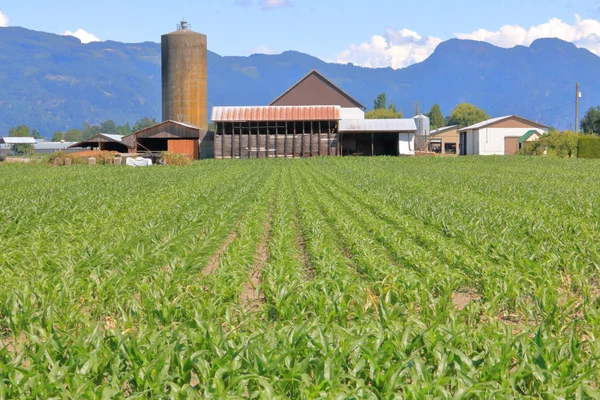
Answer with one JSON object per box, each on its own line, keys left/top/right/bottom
{"left": 427, "top": 125, "right": 462, "bottom": 155}
{"left": 517, "top": 130, "right": 543, "bottom": 151}
{"left": 339, "top": 119, "right": 417, "bottom": 156}
{"left": 133, "top": 120, "right": 210, "bottom": 160}
{"left": 34, "top": 141, "right": 79, "bottom": 154}
{"left": 459, "top": 116, "right": 548, "bottom": 156}
{"left": 69, "top": 133, "right": 133, "bottom": 153}
{"left": 0, "top": 137, "right": 37, "bottom": 156}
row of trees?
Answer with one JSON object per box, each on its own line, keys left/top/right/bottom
{"left": 365, "top": 93, "right": 490, "bottom": 128}
{"left": 50, "top": 117, "right": 158, "bottom": 142}
{"left": 7, "top": 117, "right": 159, "bottom": 143}
{"left": 366, "top": 93, "right": 600, "bottom": 135}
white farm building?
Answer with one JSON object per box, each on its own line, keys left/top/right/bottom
{"left": 459, "top": 116, "right": 549, "bottom": 156}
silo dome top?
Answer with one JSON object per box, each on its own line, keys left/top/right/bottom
{"left": 164, "top": 19, "right": 206, "bottom": 36}
{"left": 178, "top": 20, "right": 190, "bottom": 31}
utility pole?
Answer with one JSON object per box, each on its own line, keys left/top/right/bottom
{"left": 575, "top": 83, "right": 580, "bottom": 133}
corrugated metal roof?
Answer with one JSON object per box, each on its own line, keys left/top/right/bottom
{"left": 461, "top": 116, "right": 512, "bottom": 131}
{"left": 100, "top": 134, "right": 124, "bottom": 142}
{"left": 34, "top": 142, "right": 77, "bottom": 150}
{"left": 0, "top": 137, "right": 37, "bottom": 144}
{"left": 339, "top": 119, "right": 417, "bottom": 133}
{"left": 211, "top": 106, "right": 341, "bottom": 122}
{"left": 430, "top": 125, "right": 460, "bottom": 135}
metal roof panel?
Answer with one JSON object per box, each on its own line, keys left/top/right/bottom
{"left": 339, "top": 119, "right": 417, "bottom": 133}
{"left": 211, "top": 106, "right": 341, "bottom": 122}
{"left": 0, "top": 137, "right": 38, "bottom": 144}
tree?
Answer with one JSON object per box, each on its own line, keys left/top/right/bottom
{"left": 374, "top": 93, "right": 387, "bottom": 110}
{"left": 52, "top": 131, "right": 64, "bottom": 142}
{"left": 448, "top": 103, "right": 490, "bottom": 127}
{"left": 101, "top": 120, "right": 117, "bottom": 133}
{"left": 541, "top": 131, "right": 579, "bottom": 158}
{"left": 8, "top": 124, "right": 30, "bottom": 137}
{"left": 133, "top": 117, "right": 158, "bottom": 133}
{"left": 365, "top": 108, "right": 403, "bottom": 119}
{"left": 116, "top": 123, "right": 132, "bottom": 136}
{"left": 31, "top": 129, "right": 44, "bottom": 140}
{"left": 64, "top": 128, "right": 83, "bottom": 142}
{"left": 88, "top": 125, "right": 101, "bottom": 137}
{"left": 428, "top": 104, "right": 445, "bottom": 130}
{"left": 580, "top": 106, "right": 600, "bottom": 135}
{"left": 7, "top": 125, "right": 34, "bottom": 154}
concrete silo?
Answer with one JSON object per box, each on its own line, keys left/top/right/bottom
{"left": 161, "top": 20, "right": 208, "bottom": 130}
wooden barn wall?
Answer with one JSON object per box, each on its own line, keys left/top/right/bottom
{"left": 168, "top": 139, "right": 199, "bottom": 159}
{"left": 213, "top": 133, "right": 339, "bottom": 158}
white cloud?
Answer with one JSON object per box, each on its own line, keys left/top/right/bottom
{"left": 337, "top": 28, "right": 442, "bottom": 69}
{"left": 0, "top": 10, "right": 9, "bottom": 27}
{"left": 338, "top": 15, "right": 600, "bottom": 69}
{"left": 261, "top": 0, "right": 292, "bottom": 10}
{"left": 456, "top": 14, "right": 600, "bottom": 55}
{"left": 62, "top": 29, "right": 100, "bottom": 44}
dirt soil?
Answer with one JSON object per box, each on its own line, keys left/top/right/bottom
{"left": 202, "top": 230, "right": 238, "bottom": 276}
{"left": 241, "top": 214, "right": 272, "bottom": 306}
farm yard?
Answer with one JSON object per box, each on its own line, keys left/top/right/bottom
{"left": 1, "top": 157, "right": 600, "bottom": 398}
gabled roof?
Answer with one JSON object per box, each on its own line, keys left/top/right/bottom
{"left": 69, "top": 133, "right": 132, "bottom": 149}
{"left": 0, "top": 137, "right": 37, "bottom": 144}
{"left": 430, "top": 125, "right": 461, "bottom": 135}
{"left": 100, "top": 133, "right": 124, "bottom": 142}
{"left": 461, "top": 115, "right": 549, "bottom": 131}
{"left": 270, "top": 70, "right": 366, "bottom": 110}
{"left": 212, "top": 106, "right": 341, "bottom": 122}
{"left": 133, "top": 120, "right": 205, "bottom": 140}
{"left": 518, "top": 130, "right": 541, "bottom": 143}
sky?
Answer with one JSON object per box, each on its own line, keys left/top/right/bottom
{"left": 1, "top": 0, "right": 600, "bottom": 69}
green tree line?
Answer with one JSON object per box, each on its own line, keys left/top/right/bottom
{"left": 7, "top": 117, "right": 159, "bottom": 143}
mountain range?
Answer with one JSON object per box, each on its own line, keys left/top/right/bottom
{"left": 1, "top": 26, "right": 600, "bottom": 137}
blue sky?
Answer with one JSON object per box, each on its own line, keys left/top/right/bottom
{"left": 1, "top": 0, "right": 599, "bottom": 68}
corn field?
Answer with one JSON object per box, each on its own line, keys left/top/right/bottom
{"left": 1, "top": 157, "right": 600, "bottom": 398}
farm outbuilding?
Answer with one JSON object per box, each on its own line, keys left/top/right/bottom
{"left": 459, "top": 116, "right": 548, "bottom": 156}
{"left": 69, "top": 134, "right": 134, "bottom": 153}
{"left": 0, "top": 137, "right": 37, "bottom": 156}
{"left": 132, "top": 120, "right": 212, "bottom": 160}
{"left": 34, "top": 141, "right": 79, "bottom": 154}
{"left": 428, "top": 125, "right": 462, "bottom": 155}
{"left": 339, "top": 119, "right": 416, "bottom": 156}
{"left": 518, "top": 130, "right": 543, "bottom": 152}
{"left": 212, "top": 106, "right": 340, "bottom": 158}
{"left": 211, "top": 70, "right": 417, "bottom": 158}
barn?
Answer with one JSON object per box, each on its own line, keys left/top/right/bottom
{"left": 459, "top": 116, "right": 549, "bottom": 156}
{"left": 69, "top": 133, "right": 135, "bottom": 153}
{"left": 132, "top": 120, "right": 212, "bottom": 160}
{"left": 212, "top": 70, "right": 417, "bottom": 158}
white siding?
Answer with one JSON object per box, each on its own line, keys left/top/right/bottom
{"left": 399, "top": 133, "right": 415, "bottom": 155}
{"left": 477, "top": 127, "right": 546, "bottom": 155}
{"left": 340, "top": 107, "right": 365, "bottom": 120}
